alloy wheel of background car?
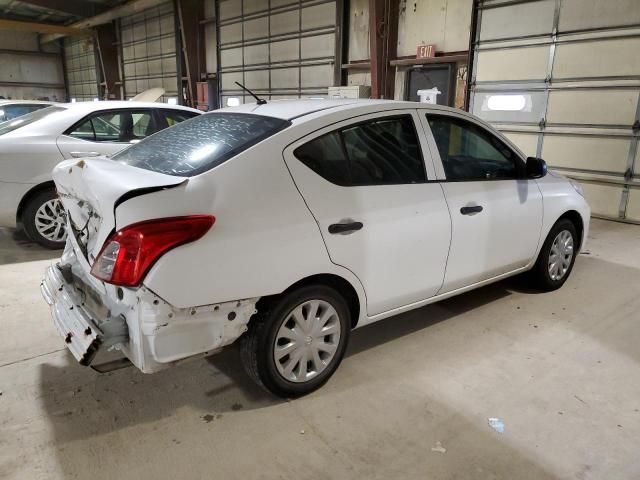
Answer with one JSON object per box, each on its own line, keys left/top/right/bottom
{"left": 23, "top": 189, "right": 67, "bottom": 249}
{"left": 528, "top": 218, "right": 578, "bottom": 291}
{"left": 240, "top": 285, "right": 350, "bottom": 398}
{"left": 273, "top": 299, "right": 342, "bottom": 383}
{"left": 35, "top": 199, "right": 67, "bottom": 244}
{"left": 548, "top": 230, "right": 574, "bottom": 281}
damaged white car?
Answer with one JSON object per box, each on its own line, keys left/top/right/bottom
{"left": 42, "top": 99, "right": 590, "bottom": 397}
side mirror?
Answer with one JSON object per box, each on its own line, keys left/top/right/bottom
{"left": 526, "top": 157, "right": 547, "bottom": 179}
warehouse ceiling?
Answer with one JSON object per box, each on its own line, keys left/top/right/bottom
{"left": 0, "top": 0, "right": 128, "bottom": 24}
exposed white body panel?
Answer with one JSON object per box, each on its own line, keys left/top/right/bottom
{"left": 44, "top": 99, "right": 591, "bottom": 374}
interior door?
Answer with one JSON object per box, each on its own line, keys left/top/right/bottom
{"left": 422, "top": 112, "right": 543, "bottom": 292}
{"left": 56, "top": 109, "right": 156, "bottom": 159}
{"left": 284, "top": 110, "right": 451, "bottom": 316}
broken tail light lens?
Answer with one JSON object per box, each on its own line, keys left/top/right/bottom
{"left": 91, "top": 215, "right": 215, "bottom": 287}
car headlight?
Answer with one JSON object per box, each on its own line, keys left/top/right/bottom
{"left": 569, "top": 179, "right": 585, "bottom": 197}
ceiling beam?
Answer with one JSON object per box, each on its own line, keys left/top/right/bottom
{"left": 0, "top": 18, "right": 91, "bottom": 36}
{"left": 18, "top": 0, "right": 109, "bottom": 18}
{"left": 40, "top": 0, "right": 166, "bottom": 43}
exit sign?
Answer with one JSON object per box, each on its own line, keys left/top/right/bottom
{"left": 416, "top": 44, "right": 436, "bottom": 59}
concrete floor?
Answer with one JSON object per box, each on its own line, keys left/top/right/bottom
{"left": 1, "top": 219, "right": 639, "bottom": 480}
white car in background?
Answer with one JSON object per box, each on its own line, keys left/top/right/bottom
{"left": 42, "top": 99, "right": 590, "bottom": 397}
{"left": 0, "top": 100, "right": 55, "bottom": 122}
{"left": 0, "top": 101, "right": 201, "bottom": 248}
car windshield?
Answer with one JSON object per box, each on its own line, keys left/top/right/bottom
{"left": 0, "top": 106, "right": 66, "bottom": 136}
{"left": 113, "top": 112, "right": 291, "bottom": 177}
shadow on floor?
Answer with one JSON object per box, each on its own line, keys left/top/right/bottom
{"left": 38, "top": 279, "right": 516, "bottom": 446}
{"left": 0, "top": 227, "right": 60, "bottom": 265}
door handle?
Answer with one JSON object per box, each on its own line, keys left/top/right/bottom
{"left": 460, "top": 205, "right": 483, "bottom": 215}
{"left": 70, "top": 151, "right": 101, "bottom": 158}
{"left": 328, "top": 221, "right": 363, "bottom": 235}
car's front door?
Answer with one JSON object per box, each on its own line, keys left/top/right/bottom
{"left": 284, "top": 110, "right": 451, "bottom": 317}
{"left": 423, "top": 112, "right": 543, "bottom": 292}
{"left": 56, "top": 109, "right": 159, "bottom": 159}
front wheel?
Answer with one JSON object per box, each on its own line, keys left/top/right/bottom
{"left": 22, "top": 188, "right": 67, "bottom": 249}
{"left": 528, "top": 218, "right": 578, "bottom": 291}
{"left": 240, "top": 285, "right": 351, "bottom": 398}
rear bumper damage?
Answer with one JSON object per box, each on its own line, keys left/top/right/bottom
{"left": 41, "top": 239, "right": 259, "bottom": 373}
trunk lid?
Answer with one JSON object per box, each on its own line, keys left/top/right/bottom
{"left": 53, "top": 157, "right": 187, "bottom": 263}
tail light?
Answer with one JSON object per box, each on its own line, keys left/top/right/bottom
{"left": 91, "top": 215, "right": 215, "bottom": 287}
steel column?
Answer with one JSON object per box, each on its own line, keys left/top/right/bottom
{"left": 95, "top": 22, "right": 121, "bottom": 99}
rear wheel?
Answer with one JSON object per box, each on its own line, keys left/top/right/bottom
{"left": 528, "top": 218, "right": 578, "bottom": 291}
{"left": 22, "top": 188, "right": 67, "bottom": 249}
{"left": 240, "top": 285, "right": 350, "bottom": 397}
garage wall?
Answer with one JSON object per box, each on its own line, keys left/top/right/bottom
{"left": 217, "top": 0, "right": 339, "bottom": 105}
{"left": 119, "top": 0, "right": 178, "bottom": 101}
{"left": 64, "top": 36, "right": 99, "bottom": 102}
{"left": 469, "top": 0, "right": 640, "bottom": 222}
{"left": 343, "top": 0, "right": 472, "bottom": 101}
{"left": 0, "top": 30, "right": 65, "bottom": 101}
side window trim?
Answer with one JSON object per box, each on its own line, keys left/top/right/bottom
{"left": 422, "top": 111, "right": 525, "bottom": 182}
{"left": 289, "top": 109, "right": 436, "bottom": 186}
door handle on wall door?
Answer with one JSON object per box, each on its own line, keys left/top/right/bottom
{"left": 460, "top": 205, "right": 483, "bottom": 215}
{"left": 328, "top": 221, "right": 363, "bottom": 235}
{"left": 70, "top": 151, "right": 101, "bottom": 158}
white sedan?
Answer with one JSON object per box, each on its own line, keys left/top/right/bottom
{"left": 42, "top": 99, "right": 590, "bottom": 397}
{"left": 0, "top": 101, "right": 201, "bottom": 248}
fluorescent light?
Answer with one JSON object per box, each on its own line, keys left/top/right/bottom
{"left": 226, "top": 97, "right": 240, "bottom": 107}
{"left": 167, "top": 97, "right": 177, "bottom": 105}
{"left": 486, "top": 94, "right": 527, "bottom": 111}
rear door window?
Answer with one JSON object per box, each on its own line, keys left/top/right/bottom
{"left": 67, "top": 109, "right": 157, "bottom": 143}
{"left": 294, "top": 114, "right": 426, "bottom": 186}
{"left": 113, "top": 113, "right": 290, "bottom": 176}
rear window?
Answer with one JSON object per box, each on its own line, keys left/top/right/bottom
{"left": 113, "top": 112, "right": 291, "bottom": 176}
{"left": 0, "top": 106, "right": 66, "bottom": 136}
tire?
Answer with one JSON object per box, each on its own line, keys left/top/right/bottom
{"left": 22, "top": 188, "right": 67, "bottom": 249}
{"left": 240, "top": 285, "right": 351, "bottom": 398}
{"left": 528, "top": 218, "right": 578, "bottom": 291}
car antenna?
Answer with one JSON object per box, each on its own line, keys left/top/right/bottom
{"left": 235, "top": 82, "right": 267, "bottom": 105}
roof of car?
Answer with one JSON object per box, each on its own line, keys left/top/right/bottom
{"left": 0, "top": 100, "right": 56, "bottom": 106}
{"left": 217, "top": 98, "right": 457, "bottom": 121}
{"left": 59, "top": 100, "right": 202, "bottom": 113}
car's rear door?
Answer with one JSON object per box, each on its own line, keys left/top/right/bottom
{"left": 284, "top": 110, "right": 451, "bottom": 317}
{"left": 422, "top": 111, "right": 543, "bottom": 292}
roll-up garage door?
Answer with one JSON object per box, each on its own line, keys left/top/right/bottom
{"left": 217, "top": 0, "right": 338, "bottom": 107}
{"left": 64, "top": 37, "right": 99, "bottom": 102}
{"left": 469, "top": 0, "right": 640, "bottom": 223}
{"left": 120, "top": 1, "right": 178, "bottom": 101}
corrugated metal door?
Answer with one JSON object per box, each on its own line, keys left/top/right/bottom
{"left": 64, "top": 37, "right": 99, "bottom": 102}
{"left": 120, "top": 1, "right": 178, "bottom": 101}
{"left": 217, "top": 0, "right": 338, "bottom": 106}
{"left": 469, "top": 0, "right": 640, "bottom": 223}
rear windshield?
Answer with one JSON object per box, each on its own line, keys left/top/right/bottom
{"left": 113, "top": 112, "right": 291, "bottom": 176}
{"left": 0, "top": 106, "right": 66, "bottom": 136}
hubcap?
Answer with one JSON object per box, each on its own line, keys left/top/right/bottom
{"left": 548, "top": 229, "right": 574, "bottom": 281}
{"left": 274, "top": 299, "right": 341, "bottom": 383}
{"left": 34, "top": 199, "right": 67, "bottom": 243}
